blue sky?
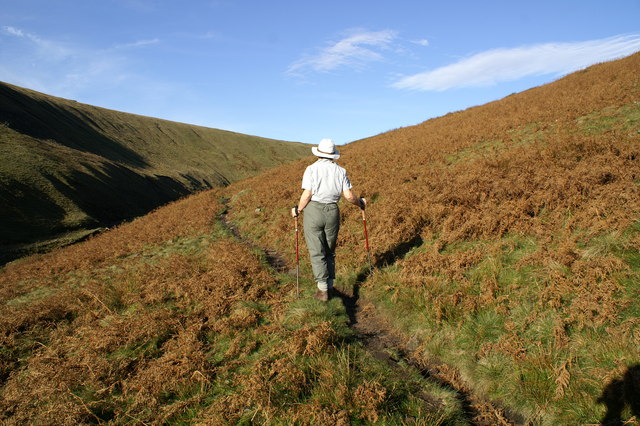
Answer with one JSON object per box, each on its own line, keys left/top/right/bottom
{"left": 1, "top": 1, "right": 639, "bottom": 145}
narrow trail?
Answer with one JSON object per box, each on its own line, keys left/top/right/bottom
{"left": 219, "top": 201, "right": 525, "bottom": 425}
{"left": 219, "top": 201, "right": 289, "bottom": 273}
{"left": 333, "top": 280, "right": 525, "bottom": 426}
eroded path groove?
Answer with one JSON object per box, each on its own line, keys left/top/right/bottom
{"left": 218, "top": 202, "right": 525, "bottom": 425}
{"left": 219, "top": 199, "right": 289, "bottom": 273}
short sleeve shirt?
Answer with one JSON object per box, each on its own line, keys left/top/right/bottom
{"left": 301, "top": 159, "right": 352, "bottom": 204}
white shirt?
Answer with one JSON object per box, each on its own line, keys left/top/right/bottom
{"left": 302, "top": 159, "right": 352, "bottom": 204}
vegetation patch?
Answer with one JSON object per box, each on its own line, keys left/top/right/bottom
{"left": 221, "top": 53, "right": 640, "bottom": 424}
{"left": 0, "top": 82, "right": 310, "bottom": 263}
{"left": 0, "top": 187, "right": 466, "bottom": 424}
{"left": 3, "top": 52, "right": 640, "bottom": 424}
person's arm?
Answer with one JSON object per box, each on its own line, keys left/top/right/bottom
{"left": 343, "top": 188, "right": 366, "bottom": 210}
{"left": 291, "top": 189, "right": 312, "bottom": 217}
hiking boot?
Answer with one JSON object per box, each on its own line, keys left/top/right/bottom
{"left": 314, "top": 290, "right": 329, "bottom": 302}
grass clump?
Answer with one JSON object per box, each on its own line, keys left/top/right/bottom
{"left": 1, "top": 189, "right": 466, "bottom": 424}
{"left": 362, "top": 223, "right": 640, "bottom": 424}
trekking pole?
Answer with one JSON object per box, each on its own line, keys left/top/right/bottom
{"left": 293, "top": 207, "right": 300, "bottom": 298}
{"left": 361, "top": 199, "right": 373, "bottom": 275}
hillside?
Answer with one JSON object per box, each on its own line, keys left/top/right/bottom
{"left": 0, "top": 82, "right": 310, "bottom": 263}
{"left": 1, "top": 52, "right": 639, "bottom": 424}
{"left": 223, "top": 52, "right": 640, "bottom": 423}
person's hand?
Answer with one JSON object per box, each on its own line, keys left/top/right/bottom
{"left": 291, "top": 206, "right": 299, "bottom": 217}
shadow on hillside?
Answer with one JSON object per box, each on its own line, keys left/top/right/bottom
{"left": 333, "top": 234, "right": 424, "bottom": 325}
{"left": 333, "top": 285, "right": 360, "bottom": 326}
{"left": 0, "top": 179, "right": 68, "bottom": 243}
{"left": 0, "top": 179, "right": 71, "bottom": 265}
{"left": 598, "top": 364, "right": 640, "bottom": 425}
{"left": 0, "top": 84, "right": 148, "bottom": 168}
{"left": 374, "top": 234, "right": 424, "bottom": 269}
{"left": 0, "top": 163, "right": 214, "bottom": 266}
{"left": 44, "top": 163, "right": 202, "bottom": 225}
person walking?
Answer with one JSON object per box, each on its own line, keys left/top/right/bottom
{"left": 291, "top": 138, "right": 366, "bottom": 302}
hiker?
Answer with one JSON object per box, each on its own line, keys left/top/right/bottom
{"left": 291, "top": 138, "right": 366, "bottom": 302}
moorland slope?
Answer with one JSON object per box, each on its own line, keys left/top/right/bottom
{"left": 1, "top": 52, "right": 639, "bottom": 424}
{"left": 224, "top": 51, "right": 640, "bottom": 423}
{"left": 0, "top": 82, "right": 309, "bottom": 263}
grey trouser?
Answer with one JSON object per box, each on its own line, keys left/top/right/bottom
{"left": 303, "top": 201, "right": 340, "bottom": 291}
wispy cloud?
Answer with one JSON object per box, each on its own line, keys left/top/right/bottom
{"left": 0, "top": 26, "right": 162, "bottom": 97}
{"left": 411, "top": 39, "right": 430, "bottom": 47}
{"left": 3, "top": 25, "right": 72, "bottom": 59}
{"left": 287, "top": 29, "right": 398, "bottom": 76}
{"left": 393, "top": 34, "right": 640, "bottom": 91}
{"left": 112, "top": 38, "right": 160, "bottom": 50}
{"left": 197, "top": 31, "right": 220, "bottom": 40}
{"left": 4, "top": 26, "right": 25, "bottom": 37}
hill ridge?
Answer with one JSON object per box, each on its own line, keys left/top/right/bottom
{"left": 0, "top": 81, "right": 311, "bottom": 263}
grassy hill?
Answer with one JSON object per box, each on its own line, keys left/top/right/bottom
{"left": 0, "top": 82, "right": 310, "bottom": 264}
{"left": 1, "top": 53, "right": 639, "bottom": 424}
{"left": 223, "top": 52, "right": 640, "bottom": 423}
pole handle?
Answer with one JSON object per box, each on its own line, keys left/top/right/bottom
{"left": 362, "top": 214, "right": 370, "bottom": 251}
{"left": 294, "top": 215, "right": 299, "bottom": 261}
{"left": 294, "top": 213, "right": 300, "bottom": 298}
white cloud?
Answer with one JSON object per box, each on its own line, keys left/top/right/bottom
{"left": 198, "top": 31, "right": 220, "bottom": 40}
{"left": 393, "top": 34, "right": 640, "bottom": 91}
{"left": 0, "top": 26, "right": 162, "bottom": 97}
{"left": 4, "top": 26, "right": 25, "bottom": 37}
{"left": 287, "top": 29, "right": 397, "bottom": 76}
{"left": 3, "top": 25, "right": 72, "bottom": 60}
{"left": 112, "top": 38, "right": 160, "bottom": 49}
{"left": 411, "top": 39, "right": 430, "bottom": 47}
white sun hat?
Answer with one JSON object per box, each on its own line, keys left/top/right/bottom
{"left": 311, "top": 138, "right": 340, "bottom": 160}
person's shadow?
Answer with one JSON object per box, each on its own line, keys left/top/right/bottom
{"left": 598, "top": 364, "right": 640, "bottom": 425}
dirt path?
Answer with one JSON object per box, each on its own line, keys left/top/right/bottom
{"left": 219, "top": 202, "right": 289, "bottom": 273}
{"left": 219, "top": 203, "right": 525, "bottom": 425}
{"left": 344, "top": 290, "right": 524, "bottom": 425}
